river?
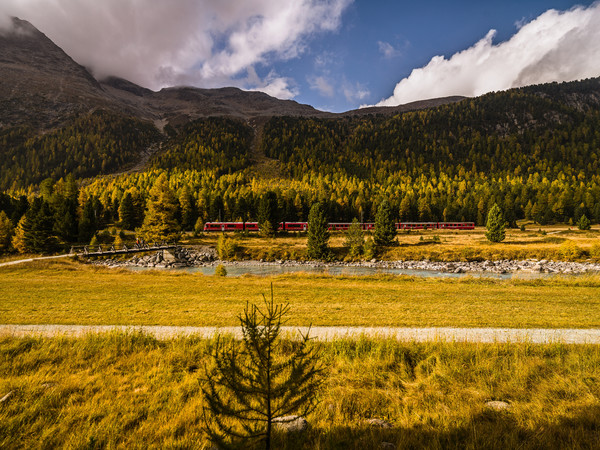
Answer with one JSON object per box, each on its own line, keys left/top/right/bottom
{"left": 130, "top": 263, "right": 554, "bottom": 279}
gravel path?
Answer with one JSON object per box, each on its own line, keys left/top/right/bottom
{"left": 2, "top": 325, "right": 600, "bottom": 344}
{"left": 0, "top": 254, "right": 73, "bottom": 267}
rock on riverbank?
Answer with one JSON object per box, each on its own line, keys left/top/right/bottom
{"left": 90, "top": 246, "right": 216, "bottom": 269}
{"left": 89, "top": 247, "right": 600, "bottom": 275}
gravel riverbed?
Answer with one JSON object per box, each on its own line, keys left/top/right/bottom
{"left": 89, "top": 246, "right": 600, "bottom": 275}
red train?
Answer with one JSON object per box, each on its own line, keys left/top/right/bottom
{"left": 203, "top": 221, "right": 475, "bottom": 232}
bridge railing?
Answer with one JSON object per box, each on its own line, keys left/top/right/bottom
{"left": 70, "top": 241, "right": 177, "bottom": 256}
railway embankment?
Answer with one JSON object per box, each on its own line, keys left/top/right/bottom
{"left": 88, "top": 247, "right": 600, "bottom": 275}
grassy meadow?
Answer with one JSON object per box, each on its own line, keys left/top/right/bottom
{"left": 1, "top": 259, "right": 600, "bottom": 328}
{"left": 182, "top": 224, "right": 600, "bottom": 262}
{"left": 2, "top": 225, "right": 600, "bottom": 448}
{"left": 1, "top": 333, "right": 600, "bottom": 449}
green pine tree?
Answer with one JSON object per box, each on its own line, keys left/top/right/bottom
{"left": 53, "top": 197, "right": 78, "bottom": 243}
{"left": 0, "top": 210, "right": 14, "bottom": 252}
{"left": 306, "top": 202, "right": 330, "bottom": 260}
{"left": 139, "top": 174, "right": 181, "bottom": 242}
{"left": 118, "top": 192, "right": 137, "bottom": 230}
{"left": 374, "top": 199, "right": 396, "bottom": 246}
{"left": 485, "top": 203, "right": 506, "bottom": 243}
{"left": 27, "top": 199, "right": 58, "bottom": 253}
{"left": 344, "top": 218, "right": 364, "bottom": 259}
{"left": 179, "top": 185, "right": 198, "bottom": 231}
{"left": 578, "top": 214, "right": 591, "bottom": 230}
{"left": 78, "top": 198, "right": 98, "bottom": 243}
{"left": 258, "top": 191, "right": 279, "bottom": 237}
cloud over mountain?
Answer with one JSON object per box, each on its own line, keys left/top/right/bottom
{"left": 0, "top": 0, "right": 351, "bottom": 99}
{"left": 374, "top": 2, "right": 600, "bottom": 106}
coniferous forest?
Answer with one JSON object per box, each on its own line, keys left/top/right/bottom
{"left": 1, "top": 78, "right": 600, "bottom": 252}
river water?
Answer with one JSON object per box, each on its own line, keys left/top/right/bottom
{"left": 130, "top": 263, "right": 553, "bottom": 279}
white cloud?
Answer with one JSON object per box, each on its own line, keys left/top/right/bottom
{"left": 343, "top": 81, "right": 370, "bottom": 102}
{"left": 374, "top": 3, "right": 600, "bottom": 107}
{"left": 314, "top": 51, "right": 336, "bottom": 69}
{"left": 246, "top": 66, "right": 298, "bottom": 99}
{"left": 0, "top": 0, "right": 352, "bottom": 99}
{"left": 308, "top": 75, "right": 335, "bottom": 97}
{"left": 378, "top": 41, "right": 400, "bottom": 59}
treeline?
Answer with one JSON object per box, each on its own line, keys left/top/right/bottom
{"left": 261, "top": 84, "right": 600, "bottom": 182}
{"left": 2, "top": 167, "right": 600, "bottom": 253}
{"left": 0, "top": 110, "right": 159, "bottom": 190}
{"left": 149, "top": 117, "right": 253, "bottom": 175}
{"left": 0, "top": 175, "right": 94, "bottom": 253}
{"left": 0, "top": 115, "right": 255, "bottom": 191}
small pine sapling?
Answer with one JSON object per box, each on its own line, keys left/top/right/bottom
{"left": 202, "top": 286, "right": 325, "bottom": 449}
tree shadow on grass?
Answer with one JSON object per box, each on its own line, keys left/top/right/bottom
{"left": 276, "top": 404, "right": 600, "bottom": 449}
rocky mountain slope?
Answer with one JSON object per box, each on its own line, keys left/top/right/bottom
{"left": 0, "top": 17, "right": 464, "bottom": 132}
{"left": 0, "top": 18, "right": 114, "bottom": 129}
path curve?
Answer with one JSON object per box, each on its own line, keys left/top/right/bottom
{"left": 0, "top": 254, "right": 73, "bottom": 267}
{"left": 2, "top": 325, "right": 600, "bottom": 344}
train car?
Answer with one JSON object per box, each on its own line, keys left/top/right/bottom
{"left": 328, "top": 223, "right": 352, "bottom": 231}
{"left": 397, "top": 222, "right": 438, "bottom": 230}
{"left": 203, "top": 222, "right": 259, "bottom": 232}
{"left": 438, "top": 222, "right": 475, "bottom": 230}
{"left": 282, "top": 222, "right": 308, "bottom": 231}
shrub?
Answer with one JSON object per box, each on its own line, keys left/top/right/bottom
{"left": 590, "top": 243, "right": 600, "bottom": 260}
{"left": 214, "top": 264, "right": 227, "bottom": 277}
{"left": 578, "top": 214, "right": 591, "bottom": 231}
{"left": 113, "top": 235, "right": 124, "bottom": 249}
{"left": 558, "top": 241, "right": 585, "bottom": 261}
{"left": 194, "top": 217, "right": 204, "bottom": 236}
{"left": 217, "top": 234, "right": 237, "bottom": 260}
{"left": 363, "top": 237, "right": 376, "bottom": 260}
{"left": 344, "top": 218, "right": 364, "bottom": 259}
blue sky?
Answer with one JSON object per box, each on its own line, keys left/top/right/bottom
{"left": 2, "top": 0, "right": 600, "bottom": 112}
{"left": 273, "top": 0, "right": 599, "bottom": 111}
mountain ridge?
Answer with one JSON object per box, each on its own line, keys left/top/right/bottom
{"left": 0, "top": 17, "right": 469, "bottom": 131}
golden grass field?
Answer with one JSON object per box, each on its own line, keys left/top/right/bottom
{"left": 1, "top": 333, "right": 599, "bottom": 449}
{"left": 1, "top": 225, "right": 599, "bottom": 448}
{"left": 1, "top": 259, "right": 600, "bottom": 328}
{"left": 184, "top": 224, "right": 600, "bottom": 262}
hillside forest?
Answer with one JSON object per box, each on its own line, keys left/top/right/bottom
{"left": 1, "top": 78, "right": 600, "bottom": 252}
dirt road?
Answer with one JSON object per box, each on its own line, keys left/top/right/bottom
{"left": 2, "top": 325, "right": 600, "bottom": 343}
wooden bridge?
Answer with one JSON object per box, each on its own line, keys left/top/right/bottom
{"left": 70, "top": 242, "right": 178, "bottom": 257}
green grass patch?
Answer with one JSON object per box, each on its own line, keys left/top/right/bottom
{"left": 1, "top": 333, "right": 599, "bottom": 449}
{"left": 1, "top": 260, "right": 600, "bottom": 328}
